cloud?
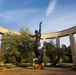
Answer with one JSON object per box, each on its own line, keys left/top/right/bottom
{"left": 0, "top": 8, "right": 39, "bottom": 21}
{"left": 0, "top": 13, "right": 17, "bottom": 21}
{"left": 46, "top": 0, "right": 57, "bottom": 16}
{"left": 0, "top": 8, "right": 42, "bottom": 31}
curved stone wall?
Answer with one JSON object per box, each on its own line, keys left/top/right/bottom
{"left": 0, "top": 26, "right": 20, "bottom": 35}
{"left": 0, "top": 26, "right": 76, "bottom": 65}
{"left": 41, "top": 26, "right": 76, "bottom": 65}
{"left": 41, "top": 26, "right": 76, "bottom": 39}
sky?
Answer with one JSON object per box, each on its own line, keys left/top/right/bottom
{"left": 0, "top": 0, "right": 76, "bottom": 47}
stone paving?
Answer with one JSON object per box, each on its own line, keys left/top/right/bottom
{"left": 0, "top": 67, "right": 76, "bottom": 75}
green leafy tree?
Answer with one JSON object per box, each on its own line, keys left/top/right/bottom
{"left": 2, "top": 32, "right": 22, "bottom": 65}
{"left": 19, "top": 27, "right": 35, "bottom": 64}
{"left": 66, "top": 45, "right": 72, "bottom": 62}
{"left": 2, "top": 27, "right": 35, "bottom": 65}
{"left": 62, "top": 45, "right": 72, "bottom": 63}
{"left": 44, "top": 41, "right": 63, "bottom": 65}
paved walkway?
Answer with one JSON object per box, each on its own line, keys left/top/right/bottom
{"left": 0, "top": 67, "right": 76, "bottom": 75}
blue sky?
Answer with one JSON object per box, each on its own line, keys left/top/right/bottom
{"left": 0, "top": 0, "right": 76, "bottom": 46}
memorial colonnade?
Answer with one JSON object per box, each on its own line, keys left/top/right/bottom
{"left": 41, "top": 26, "right": 76, "bottom": 66}
{"left": 0, "top": 26, "right": 76, "bottom": 66}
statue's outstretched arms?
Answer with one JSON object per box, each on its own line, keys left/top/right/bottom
{"left": 29, "top": 34, "right": 35, "bottom": 37}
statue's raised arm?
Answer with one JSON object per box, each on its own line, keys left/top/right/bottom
{"left": 39, "top": 21, "right": 42, "bottom": 38}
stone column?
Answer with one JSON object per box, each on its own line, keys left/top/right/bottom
{"left": 56, "top": 36, "right": 62, "bottom": 64}
{"left": 56, "top": 37, "right": 60, "bottom": 48}
{"left": 69, "top": 33, "right": 76, "bottom": 65}
{"left": 0, "top": 34, "right": 5, "bottom": 66}
{"left": 43, "top": 38, "right": 47, "bottom": 66}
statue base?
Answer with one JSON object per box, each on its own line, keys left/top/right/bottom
{"left": 34, "top": 63, "right": 44, "bottom": 70}
{"left": 71, "top": 65, "right": 76, "bottom": 71}
{"left": 33, "top": 50, "right": 43, "bottom": 70}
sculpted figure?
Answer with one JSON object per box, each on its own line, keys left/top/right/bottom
{"left": 29, "top": 21, "right": 42, "bottom": 58}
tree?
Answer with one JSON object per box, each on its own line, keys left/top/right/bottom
{"left": 62, "top": 45, "right": 72, "bottom": 63}
{"left": 19, "top": 27, "right": 35, "bottom": 64}
{"left": 66, "top": 45, "right": 72, "bottom": 62}
{"left": 44, "top": 41, "right": 63, "bottom": 65}
{"left": 2, "top": 27, "right": 35, "bottom": 66}
{"left": 2, "top": 32, "right": 22, "bottom": 65}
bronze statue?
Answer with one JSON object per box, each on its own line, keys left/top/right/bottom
{"left": 29, "top": 21, "right": 42, "bottom": 58}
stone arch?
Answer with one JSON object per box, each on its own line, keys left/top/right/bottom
{"left": 41, "top": 26, "right": 76, "bottom": 65}
{"left": 0, "top": 26, "right": 76, "bottom": 66}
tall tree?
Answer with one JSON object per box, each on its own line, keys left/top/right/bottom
{"left": 2, "top": 27, "right": 35, "bottom": 65}
{"left": 44, "top": 41, "right": 63, "bottom": 65}
{"left": 62, "top": 45, "right": 72, "bottom": 63}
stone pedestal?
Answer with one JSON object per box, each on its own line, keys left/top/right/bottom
{"left": 71, "top": 65, "right": 76, "bottom": 71}
{"left": 33, "top": 55, "right": 44, "bottom": 70}
{"left": 34, "top": 63, "right": 44, "bottom": 70}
